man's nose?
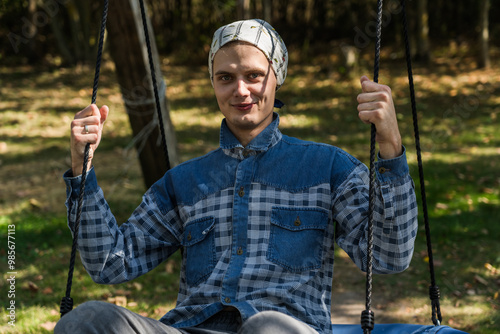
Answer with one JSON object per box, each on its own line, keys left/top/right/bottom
{"left": 235, "top": 79, "right": 250, "bottom": 96}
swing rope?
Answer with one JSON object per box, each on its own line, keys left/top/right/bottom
{"left": 138, "top": 0, "right": 171, "bottom": 170}
{"left": 400, "top": 0, "right": 442, "bottom": 325}
{"left": 60, "top": 0, "right": 109, "bottom": 317}
{"left": 361, "top": 0, "right": 383, "bottom": 331}
{"left": 361, "top": 0, "right": 442, "bottom": 330}
{"left": 60, "top": 0, "right": 171, "bottom": 317}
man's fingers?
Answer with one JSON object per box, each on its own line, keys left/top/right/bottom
{"left": 360, "top": 75, "right": 377, "bottom": 93}
{"left": 359, "top": 75, "right": 392, "bottom": 94}
{"left": 72, "top": 116, "right": 100, "bottom": 131}
{"left": 74, "top": 104, "right": 96, "bottom": 119}
{"left": 80, "top": 124, "right": 98, "bottom": 135}
{"left": 72, "top": 104, "right": 105, "bottom": 131}
{"left": 357, "top": 101, "right": 385, "bottom": 113}
{"left": 357, "top": 91, "right": 379, "bottom": 104}
{"left": 99, "top": 105, "right": 109, "bottom": 125}
{"left": 360, "top": 75, "right": 370, "bottom": 86}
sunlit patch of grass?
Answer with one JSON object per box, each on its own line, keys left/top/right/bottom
{"left": 280, "top": 113, "right": 320, "bottom": 129}
{"left": 0, "top": 305, "right": 60, "bottom": 334}
{"left": 170, "top": 107, "right": 222, "bottom": 129}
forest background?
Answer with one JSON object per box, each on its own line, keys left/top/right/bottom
{"left": 0, "top": 0, "right": 499, "bottom": 333}
{"left": 1, "top": 0, "right": 499, "bottom": 67}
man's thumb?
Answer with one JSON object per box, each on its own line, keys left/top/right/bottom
{"left": 99, "top": 105, "right": 109, "bottom": 124}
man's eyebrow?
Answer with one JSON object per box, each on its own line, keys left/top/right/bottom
{"left": 214, "top": 70, "right": 232, "bottom": 76}
{"left": 215, "top": 67, "right": 268, "bottom": 76}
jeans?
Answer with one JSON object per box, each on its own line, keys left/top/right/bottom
{"left": 54, "top": 301, "right": 318, "bottom": 334}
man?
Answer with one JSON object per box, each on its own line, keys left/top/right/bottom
{"left": 56, "top": 19, "right": 417, "bottom": 334}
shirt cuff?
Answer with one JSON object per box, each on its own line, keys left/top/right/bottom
{"left": 374, "top": 146, "right": 409, "bottom": 183}
{"left": 63, "top": 167, "right": 98, "bottom": 200}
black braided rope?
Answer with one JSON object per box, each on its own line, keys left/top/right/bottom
{"left": 138, "top": 0, "right": 171, "bottom": 170}
{"left": 91, "top": 0, "right": 109, "bottom": 107}
{"left": 400, "top": 0, "right": 442, "bottom": 325}
{"left": 362, "top": 0, "right": 383, "bottom": 333}
{"left": 60, "top": 0, "right": 109, "bottom": 317}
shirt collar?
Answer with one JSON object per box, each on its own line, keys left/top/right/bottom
{"left": 220, "top": 112, "right": 282, "bottom": 159}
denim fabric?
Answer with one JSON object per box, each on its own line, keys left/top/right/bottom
{"left": 182, "top": 216, "right": 216, "bottom": 286}
{"left": 63, "top": 113, "right": 418, "bottom": 334}
{"left": 268, "top": 207, "right": 329, "bottom": 272}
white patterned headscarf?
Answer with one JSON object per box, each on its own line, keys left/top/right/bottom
{"left": 208, "top": 19, "right": 288, "bottom": 92}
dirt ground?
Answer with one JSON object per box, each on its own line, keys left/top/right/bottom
{"left": 331, "top": 249, "right": 423, "bottom": 325}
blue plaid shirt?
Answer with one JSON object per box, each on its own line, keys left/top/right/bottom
{"left": 64, "top": 113, "right": 418, "bottom": 334}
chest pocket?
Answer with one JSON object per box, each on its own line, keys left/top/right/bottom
{"left": 267, "top": 207, "right": 328, "bottom": 272}
{"left": 182, "top": 216, "right": 216, "bottom": 287}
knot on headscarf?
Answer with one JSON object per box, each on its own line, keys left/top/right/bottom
{"left": 208, "top": 19, "right": 288, "bottom": 91}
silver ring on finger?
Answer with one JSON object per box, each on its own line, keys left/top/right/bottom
{"left": 83, "top": 125, "right": 90, "bottom": 134}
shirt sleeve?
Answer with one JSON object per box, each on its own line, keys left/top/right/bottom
{"left": 63, "top": 167, "right": 182, "bottom": 284}
{"left": 332, "top": 147, "right": 418, "bottom": 274}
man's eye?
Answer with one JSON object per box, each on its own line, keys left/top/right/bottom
{"left": 218, "top": 75, "right": 231, "bottom": 81}
{"left": 249, "top": 73, "right": 262, "bottom": 79}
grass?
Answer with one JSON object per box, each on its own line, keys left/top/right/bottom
{"left": 0, "top": 51, "right": 499, "bottom": 333}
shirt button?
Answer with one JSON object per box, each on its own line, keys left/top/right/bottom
{"left": 242, "top": 150, "right": 250, "bottom": 157}
{"left": 224, "top": 297, "right": 231, "bottom": 303}
{"left": 294, "top": 217, "right": 301, "bottom": 226}
{"left": 238, "top": 186, "right": 245, "bottom": 197}
{"left": 187, "top": 232, "right": 192, "bottom": 241}
{"left": 237, "top": 247, "right": 243, "bottom": 255}
{"left": 379, "top": 167, "right": 387, "bottom": 174}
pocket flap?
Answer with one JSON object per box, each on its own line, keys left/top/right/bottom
{"left": 183, "top": 216, "right": 215, "bottom": 246}
{"left": 271, "top": 207, "right": 328, "bottom": 231}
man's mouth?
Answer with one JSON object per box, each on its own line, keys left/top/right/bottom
{"left": 232, "top": 102, "right": 255, "bottom": 111}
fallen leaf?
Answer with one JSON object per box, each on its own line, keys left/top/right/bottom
{"left": 108, "top": 296, "right": 127, "bottom": 307}
{"left": 25, "top": 281, "right": 39, "bottom": 293}
{"left": 435, "top": 203, "right": 449, "bottom": 210}
{"left": 29, "top": 198, "right": 42, "bottom": 210}
{"left": 41, "top": 322, "right": 57, "bottom": 331}
{"left": 42, "top": 287, "right": 53, "bottom": 295}
{"left": 115, "top": 289, "right": 131, "bottom": 296}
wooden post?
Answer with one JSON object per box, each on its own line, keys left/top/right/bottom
{"left": 237, "top": 0, "right": 251, "bottom": 19}
{"left": 416, "top": 0, "right": 431, "bottom": 63}
{"left": 106, "top": 0, "right": 178, "bottom": 188}
{"left": 478, "top": 0, "right": 491, "bottom": 69}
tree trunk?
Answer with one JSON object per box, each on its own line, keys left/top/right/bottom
{"left": 74, "top": 1, "right": 93, "bottom": 62}
{"left": 478, "top": 0, "right": 490, "bottom": 69}
{"left": 237, "top": 0, "right": 251, "bottom": 20}
{"left": 262, "top": 0, "right": 272, "bottom": 23}
{"left": 107, "top": 0, "right": 178, "bottom": 189}
{"left": 26, "top": 0, "right": 38, "bottom": 64}
{"left": 416, "top": 0, "right": 431, "bottom": 63}
{"left": 49, "top": 5, "right": 75, "bottom": 65}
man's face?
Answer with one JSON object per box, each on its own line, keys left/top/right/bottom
{"left": 212, "top": 42, "right": 277, "bottom": 146}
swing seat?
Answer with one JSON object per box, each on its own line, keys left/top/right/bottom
{"left": 331, "top": 324, "right": 468, "bottom": 333}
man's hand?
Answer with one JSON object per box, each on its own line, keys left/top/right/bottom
{"left": 70, "top": 104, "right": 109, "bottom": 176}
{"left": 357, "top": 75, "right": 402, "bottom": 159}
